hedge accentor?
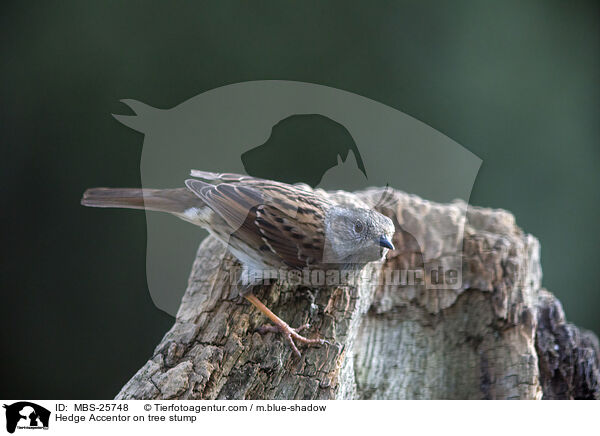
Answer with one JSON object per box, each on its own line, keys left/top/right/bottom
{"left": 82, "top": 170, "right": 395, "bottom": 356}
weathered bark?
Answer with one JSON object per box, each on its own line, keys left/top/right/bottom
{"left": 115, "top": 188, "right": 599, "bottom": 400}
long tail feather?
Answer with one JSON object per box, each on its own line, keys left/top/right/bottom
{"left": 81, "top": 187, "right": 201, "bottom": 214}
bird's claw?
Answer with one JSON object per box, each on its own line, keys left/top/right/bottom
{"left": 257, "top": 322, "right": 329, "bottom": 358}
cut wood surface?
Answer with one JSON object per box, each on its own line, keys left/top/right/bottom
{"left": 116, "top": 188, "right": 599, "bottom": 400}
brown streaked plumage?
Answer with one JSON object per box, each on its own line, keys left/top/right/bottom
{"left": 184, "top": 171, "right": 331, "bottom": 272}
{"left": 82, "top": 170, "right": 395, "bottom": 357}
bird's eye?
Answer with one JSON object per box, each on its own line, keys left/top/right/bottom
{"left": 354, "top": 221, "right": 364, "bottom": 234}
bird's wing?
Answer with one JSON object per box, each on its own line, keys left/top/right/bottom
{"left": 250, "top": 203, "right": 325, "bottom": 269}
{"left": 185, "top": 175, "right": 329, "bottom": 269}
{"left": 185, "top": 179, "right": 264, "bottom": 231}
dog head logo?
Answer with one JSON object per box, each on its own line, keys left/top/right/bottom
{"left": 3, "top": 402, "right": 50, "bottom": 433}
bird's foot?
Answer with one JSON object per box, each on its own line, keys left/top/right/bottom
{"left": 257, "top": 322, "right": 329, "bottom": 358}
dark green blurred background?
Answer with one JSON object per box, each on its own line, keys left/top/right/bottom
{"left": 1, "top": 1, "right": 598, "bottom": 398}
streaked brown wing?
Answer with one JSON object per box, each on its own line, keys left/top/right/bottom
{"left": 251, "top": 203, "right": 325, "bottom": 269}
{"left": 186, "top": 179, "right": 265, "bottom": 231}
{"left": 185, "top": 173, "right": 329, "bottom": 269}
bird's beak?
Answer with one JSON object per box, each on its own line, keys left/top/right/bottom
{"left": 378, "top": 235, "right": 394, "bottom": 250}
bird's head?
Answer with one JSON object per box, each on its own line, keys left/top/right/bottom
{"left": 323, "top": 205, "right": 395, "bottom": 267}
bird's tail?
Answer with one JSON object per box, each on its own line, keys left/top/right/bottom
{"left": 81, "top": 187, "right": 201, "bottom": 214}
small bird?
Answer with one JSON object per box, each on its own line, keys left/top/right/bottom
{"left": 81, "top": 170, "right": 395, "bottom": 356}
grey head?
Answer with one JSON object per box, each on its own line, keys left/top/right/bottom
{"left": 322, "top": 205, "right": 395, "bottom": 267}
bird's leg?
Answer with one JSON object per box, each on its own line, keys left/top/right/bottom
{"left": 244, "top": 292, "right": 327, "bottom": 358}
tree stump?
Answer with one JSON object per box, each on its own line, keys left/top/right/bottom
{"left": 115, "top": 188, "right": 599, "bottom": 399}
